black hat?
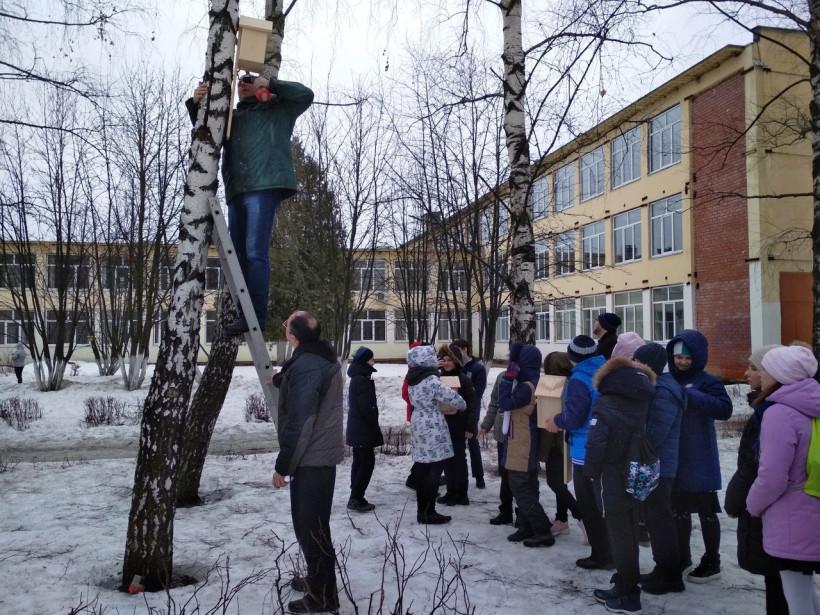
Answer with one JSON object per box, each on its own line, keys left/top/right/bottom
{"left": 597, "top": 312, "right": 622, "bottom": 333}
{"left": 352, "top": 346, "right": 374, "bottom": 364}
{"left": 567, "top": 335, "right": 597, "bottom": 362}
{"left": 633, "top": 342, "right": 667, "bottom": 376}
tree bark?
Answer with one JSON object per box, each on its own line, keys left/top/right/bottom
{"left": 498, "top": 0, "right": 535, "bottom": 344}
{"left": 121, "top": 0, "right": 238, "bottom": 591}
{"left": 811, "top": 1, "right": 820, "bottom": 356}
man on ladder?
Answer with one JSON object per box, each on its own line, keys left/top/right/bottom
{"left": 187, "top": 72, "right": 314, "bottom": 336}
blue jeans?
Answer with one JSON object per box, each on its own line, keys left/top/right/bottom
{"left": 227, "top": 189, "right": 281, "bottom": 329}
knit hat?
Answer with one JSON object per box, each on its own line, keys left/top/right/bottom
{"left": 352, "top": 346, "right": 374, "bottom": 364}
{"left": 611, "top": 332, "right": 645, "bottom": 360}
{"left": 672, "top": 341, "right": 691, "bottom": 356}
{"left": 634, "top": 342, "right": 668, "bottom": 376}
{"left": 761, "top": 345, "right": 818, "bottom": 385}
{"left": 748, "top": 344, "right": 781, "bottom": 370}
{"left": 567, "top": 335, "right": 597, "bottom": 362}
{"left": 597, "top": 312, "right": 622, "bottom": 333}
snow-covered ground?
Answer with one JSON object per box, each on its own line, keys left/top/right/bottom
{"left": 1, "top": 361, "right": 806, "bottom": 614}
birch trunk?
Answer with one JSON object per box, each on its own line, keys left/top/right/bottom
{"left": 121, "top": 0, "right": 238, "bottom": 591}
{"left": 499, "top": 0, "right": 535, "bottom": 344}
{"left": 175, "top": 1, "right": 287, "bottom": 507}
{"left": 811, "top": 2, "right": 820, "bottom": 356}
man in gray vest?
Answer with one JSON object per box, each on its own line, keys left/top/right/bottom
{"left": 272, "top": 310, "right": 344, "bottom": 613}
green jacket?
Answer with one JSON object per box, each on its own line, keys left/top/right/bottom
{"left": 186, "top": 79, "right": 314, "bottom": 202}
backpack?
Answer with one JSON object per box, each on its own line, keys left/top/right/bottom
{"left": 624, "top": 429, "right": 660, "bottom": 502}
{"left": 805, "top": 417, "right": 820, "bottom": 498}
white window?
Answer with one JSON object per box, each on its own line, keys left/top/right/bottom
{"left": 441, "top": 267, "right": 467, "bottom": 292}
{"left": 46, "top": 310, "right": 91, "bottom": 345}
{"left": 649, "top": 105, "right": 681, "bottom": 173}
{"left": 554, "top": 299, "right": 576, "bottom": 342}
{"left": 581, "top": 294, "right": 606, "bottom": 337}
{"left": 530, "top": 176, "right": 549, "bottom": 219}
{"left": 650, "top": 194, "right": 683, "bottom": 257}
{"left": 614, "top": 290, "right": 644, "bottom": 336}
{"left": 47, "top": 254, "right": 91, "bottom": 289}
{"left": 205, "top": 257, "right": 223, "bottom": 291}
{"left": 582, "top": 221, "right": 605, "bottom": 270}
{"left": 159, "top": 265, "right": 174, "bottom": 291}
{"left": 350, "top": 310, "right": 386, "bottom": 342}
{"left": 438, "top": 314, "right": 471, "bottom": 341}
{"left": 153, "top": 309, "right": 168, "bottom": 345}
{"left": 554, "top": 164, "right": 575, "bottom": 212}
{"left": 613, "top": 209, "right": 642, "bottom": 264}
{"left": 393, "top": 310, "right": 407, "bottom": 342}
{"left": 0, "top": 253, "right": 35, "bottom": 289}
{"left": 498, "top": 202, "right": 509, "bottom": 235}
{"left": 535, "top": 241, "right": 549, "bottom": 280}
{"left": 652, "top": 285, "right": 684, "bottom": 341}
{"left": 580, "top": 147, "right": 604, "bottom": 201}
{"left": 0, "top": 309, "right": 26, "bottom": 344}
{"left": 394, "top": 261, "right": 425, "bottom": 293}
{"left": 101, "top": 256, "right": 131, "bottom": 291}
{"left": 611, "top": 127, "right": 641, "bottom": 187}
{"left": 480, "top": 209, "right": 493, "bottom": 245}
{"left": 205, "top": 310, "right": 218, "bottom": 343}
{"left": 554, "top": 231, "right": 576, "bottom": 276}
{"left": 495, "top": 309, "right": 509, "bottom": 342}
{"left": 352, "top": 259, "right": 386, "bottom": 292}
{"left": 535, "top": 302, "right": 550, "bottom": 341}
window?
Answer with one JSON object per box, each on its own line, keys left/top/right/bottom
{"left": 614, "top": 290, "right": 644, "bottom": 336}
{"left": 438, "top": 314, "right": 471, "bottom": 341}
{"left": 46, "top": 310, "right": 91, "bottom": 345}
{"left": 350, "top": 310, "right": 386, "bottom": 342}
{"left": 581, "top": 294, "right": 606, "bottom": 337}
{"left": 441, "top": 267, "right": 467, "bottom": 293}
{"left": 102, "top": 256, "right": 130, "bottom": 291}
{"left": 554, "top": 231, "right": 576, "bottom": 276}
{"left": 0, "top": 253, "right": 35, "bottom": 289}
{"left": 0, "top": 310, "right": 26, "bottom": 344}
{"left": 535, "top": 302, "right": 550, "bottom": 341}
{"left": 530, "top": 176, "right": 549, "bottom": 219}
{"left": 535, "top": 241, "right": 549, "bottom": 280}
{"left": 47, "top": 254, "right": 91, "bottom": 289}
{"left": 649, "top": 105, "right": 681, "bottom": 172}
{"left": 582, "top": 221, "right": 605, "bottom": 270}
{"left": 652, "top": 285, "right": 684, "bottom": 341}
{"left": 580, "top": 147, "right": 604, "bottom": 200}
{"left": 153, "top": 310, "right": 168, "bottom": 345}
{"left": 205, "top": 310, "right": 217, "bottom": 343}
{"left": 650, "top": 194, "right": 683, "bottom": 256}
{"left": 352, "top": 259, "right": 386, "bottom": 292}
{"left": 613, "top": 209, "right": 642, "bottom": 264}
{"left": 393, "top": 311, "right": 407, "bottom": 342}
{"left": 205, "top": 257, "right": 222, "bottom": 291}
{"left": 495, "top": 309, "right": 509, "bottom": 342}
{"left": 611, "top": 127, "right": 641, "bottom": 187}
{"left": 159, "top": 266, "right": 173, "bottom": 291}
{"left": 394, "top": 261, "right": 426, "bottom": 293}
{"left": 555, "top": 164, "right": 575, "bottom": 211}
{"left": 554, "top": 299, "right": 576, "bottom": 342}
{"left": 480, "top": 209, "right": 493, "bottom": 244}
{"left": 498, "top": 202, "right": 509, "bottom": 235}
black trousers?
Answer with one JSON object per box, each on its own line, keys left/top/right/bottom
{"left": 467, "top": 436, "right": 484, "bottom": 481}
{"left": 673, "top": 490, "right": 721, "bottom": 566}
{"left": 508, "top": 469, "right": 552, "bottom": 535}
{"left": 350, "top": 447, "right": 375, "bottom": 501}
{"left": 14, "top": 366, "right": 22, "bottom": 383}
{"left": 444, "top": 423, "right": 468, "bottom": 499}
{"left": 416, "top": 459, "right": 447, "bottom": 517}
{"left": 497, "top": 442, "right": 513, "bottom": 515}
{"left": 291, "top": 466, "right": 338, "bottom": 607}
{"left": 573, "top": 463, "right": 611, "bottom": 562}
{"left": 545, "top": 444, "right": 580, "bottom": 522}
{"left": 764, "top": 573, "right": 790, "bottom": 615}
{"left": 606, "top": 502, "right": 641, "bottom": 593}
{"left": 643, "top": 477, "right": 681, "bottom": 579}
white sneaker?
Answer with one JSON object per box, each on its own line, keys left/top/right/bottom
{"left": 551, "top": 520, "right": 570, "bottom": 536}
{"left": 577, "top": 520, "right": 590, "bottom": 545}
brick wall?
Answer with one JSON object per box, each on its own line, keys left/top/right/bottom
{"left": 691, "top": 71, "right": 750, "bottom": 380}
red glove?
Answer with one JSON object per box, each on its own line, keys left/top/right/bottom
{"left": 255, "top": 88, "right": 272, "bottom": 102}
{"left": 504, "top": 361, "right": 520, "bottom": 379}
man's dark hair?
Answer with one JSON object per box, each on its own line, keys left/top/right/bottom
{"left": 289, "top": 311, "right": 321, "bottom": 344}
{"left": 453, "top": 338, "right": 470, "bottom": 353}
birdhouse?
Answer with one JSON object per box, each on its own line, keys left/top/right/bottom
{"left": 236, "top": 16, "right": 273, "bottom": 73}
{"left": 535, "top": 375, "right": 566, "bottom": 429}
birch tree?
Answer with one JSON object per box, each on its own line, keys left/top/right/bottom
{"left": 121, "top": 0, "right": 238, "bottom": 590}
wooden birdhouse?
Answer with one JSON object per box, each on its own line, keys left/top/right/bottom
{"left": 236, "top": 16, "right": 273, "bottom": 73}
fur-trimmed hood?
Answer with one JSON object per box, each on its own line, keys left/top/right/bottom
{"left": 594, "top": 356, "right": 656, "bottom": 401}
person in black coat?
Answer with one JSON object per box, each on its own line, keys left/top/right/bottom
{"left": 724, "top": 345, "right": 789, "bottom": 614}
{"left": 453, "top": 338, "right": 487, "bottom": 489}
{"left": 593, "top": 312, "right": 621, "bottom": 360}
{"left": 346, "top": 346, "right": 384, "bottom": 512}
{"left": 584, "top": 356, "right": 656, "bottom": 615}
{"left": 437, "top": 344, "right": 478, "bottom": 506}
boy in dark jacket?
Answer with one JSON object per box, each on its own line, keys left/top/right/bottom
{"left": 632, "top": 343, "right": 686, "bottom": 594}
{"left": 667, "top": 329, "right": 732, "bottom": 583}
{"left": 454, "top": 338, "right": 487, "bottom": 489}
{"left": 346, "top": 346, "right": 384, "bottom": 512}
{"left": 585, "top": 357, "right": 656, "bottom": 614}
{"left": 499, "top": 344, "right": 555, "bottom": 547}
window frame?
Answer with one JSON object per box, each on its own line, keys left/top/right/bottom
{"left": 554, "top": 230, "right": 576, "bottom": 277}
{"left": 580, "top": 147, "right": 605, "bottom": 201}
{"left": 535, "top": 240, "right": 549, "bottom": 280}
{"left": 611, "top": 126, "right": 641, "bottom": 188}
{"left": 350, "top": 309, "right": 387, "bottom": 342}
{"left": 652, "top": 285, "right": 685, "bottom": 342}
{"left": 613, "top": 209, "right": 642, "bottom": 265}
{"left": 580, "top": 294, "right": 607, "bottom": 337}
{"left": 530, "top": 176, "right": 549, "bottom": 220}
{"left": 649, "top": 104, "right": 681, "bottom": 173}
{"left": 581, "top": 221, "right": 606, "bottom": 271}
{"left": 554, "top": 299, "right": 576, "bottom": 343}
{"left": 650, "top": 194, "right": 683, "bottom": 258}
{"left": 554, "top": 163, "right": 575, "bottom": 212}
{"left": 614, "top": 290, "right": 644, "bottom": 336}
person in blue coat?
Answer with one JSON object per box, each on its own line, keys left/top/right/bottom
{"left": 346, "top": 346, "right": 384, "bottom": 512}
{"left": 632, "top": 342, "right": 687, "bottom": 594}
{"left": 667, "top": 329, "right": 732, "bottom": 584}
{"left": 546, "top": 335, "right": 610, "bottom": 569}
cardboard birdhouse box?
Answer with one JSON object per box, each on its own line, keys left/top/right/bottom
{"left": 237, "top": 16, "right": 273, "bottom": 73}
{"left": 535, "top": 375, "right": 566, "bottom": 429}
{"left": 440, "top": 376, "right": 461, "bottom": 389}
